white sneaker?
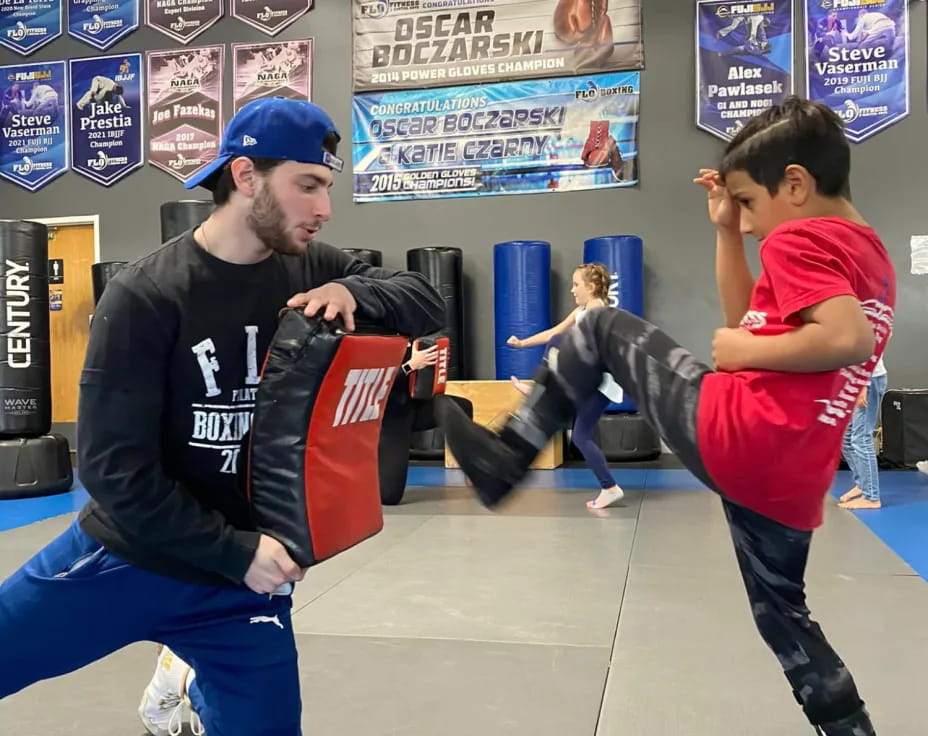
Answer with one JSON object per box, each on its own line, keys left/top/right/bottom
{"left": 138, "top": 647, "right": 201, "bottom": 736}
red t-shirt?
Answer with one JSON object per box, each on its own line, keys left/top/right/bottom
{"left": 697, "top": 217, "right": 896, "bottom": 530}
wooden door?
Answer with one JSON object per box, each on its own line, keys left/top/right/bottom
{"left": 47, "top": 224, "right": 95, "bottom": 423}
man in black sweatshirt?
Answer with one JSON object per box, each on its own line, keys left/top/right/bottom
{"left": 0, "top": 97, "right": 445, "bottom": 736}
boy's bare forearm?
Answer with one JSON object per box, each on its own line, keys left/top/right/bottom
{"left": 743, "top": 324, "right": 874, "bottom": 373}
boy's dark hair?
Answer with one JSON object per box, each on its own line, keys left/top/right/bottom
{"left": 719, "top": 96, "right": 851, "bottom": 199}
{"left": 211, "top": 130, "right": 341, "bottom": 206}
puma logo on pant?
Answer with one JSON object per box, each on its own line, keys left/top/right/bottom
{"left": 249, "top": 615, "right": 284, "bottom": 629}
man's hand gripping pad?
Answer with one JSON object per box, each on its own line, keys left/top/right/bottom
{"left": 246, "top": 310, "right": 409, "bottom": 568}
{"left": 409, "top": 335, "right": 450, "bottom": 399}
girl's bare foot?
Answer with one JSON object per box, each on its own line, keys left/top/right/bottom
{"left": 839, "top": 487, "right": 862, "bottom": 503}
{"left": 838, "top": 496, "right": 881, "bottom": 510}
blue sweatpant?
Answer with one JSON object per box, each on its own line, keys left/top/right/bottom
{"left": 0, "top": 517, "right": 301, "bottom": 736}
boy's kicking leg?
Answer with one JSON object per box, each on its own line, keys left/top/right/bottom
{"left": 441, "top": 307, "right": 875, "bottom": 735}
{"left": 441, "top": 307, "right": 715, "bottom": 505}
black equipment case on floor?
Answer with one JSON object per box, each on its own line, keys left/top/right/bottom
{"left": 880, "top": 389, "right": 928, "bottom": 467}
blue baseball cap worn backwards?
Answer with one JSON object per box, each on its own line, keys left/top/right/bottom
{"left": 185, "top": 97, "right": 344, "bottom": 190}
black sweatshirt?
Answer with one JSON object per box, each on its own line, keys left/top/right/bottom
{"left": 77, "top": 233, "right": 445, "bottom": 587}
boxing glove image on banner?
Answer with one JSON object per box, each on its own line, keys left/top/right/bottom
{"left": 580, "top": 119, "right": 623, "bottom": 178}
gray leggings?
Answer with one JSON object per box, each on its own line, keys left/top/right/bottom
{"left": 552, "top": 308, "right": 715, "bottom": 490}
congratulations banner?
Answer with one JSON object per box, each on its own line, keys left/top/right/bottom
{"left": 145, "top": 0, "right": 223, "bottom": 44}
{"left": 70, "top": 53, "right": 143, "bottom": 186}
{"left": 696, "top": 0, "right": 793, "bottom": 141}
{"left": 68, "top": 0, "right": 138, "bottom": 50}
{"left": 805, "top": 0, "right": 909, "bottom": 142}
{"left": 232, "top": 39, "right": 312, "bottom": 114}
{"left": 0, "top": 0, "right": 62, "bottom": 55}
{"left": 232, "top": 0, "right": 312, "bottom": 36}
{"left": 0, "top": 60, "right": 68, "bottom": 191}
{"left": 352, "top": 72, "right": 639, "bottom": 203}
{"left": 352, "top": 0, "right": 643, "bottom": 92}
{"left": 146, "top": 45, "right": 223, "bottom": 183}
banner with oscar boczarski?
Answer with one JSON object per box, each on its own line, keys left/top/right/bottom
{"left": 695, "top": 0, "right": 794, "bottom": 142}
{"left": 352, "top": 71, "right": 639, "bottom": 204}
{"left": 352, "top": 0, "right": 643, "bottom": 92}
{"left": 805, "top": 0, "right": 909, "bottom": 142}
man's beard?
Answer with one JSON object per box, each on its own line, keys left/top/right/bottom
{"left": 247, "top": 185, "right": 304, "bottom": 255}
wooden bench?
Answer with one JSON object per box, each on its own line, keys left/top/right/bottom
{"left": 443, "top": 380, "right": 564, "bottom": 470}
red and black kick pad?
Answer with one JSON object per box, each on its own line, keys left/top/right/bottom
{"left": 246, "top": 310, "right": 408, "bottom": 568}
{"left": 408, "top": 335, "right": 450, "bottom": 400}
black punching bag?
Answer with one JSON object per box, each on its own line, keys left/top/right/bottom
{"left": 91, "top": 261, "right": 128, "bottom": 305}
{"left": 0, "top": 220, "right": 51, "bottom": 438}
{"left": 378, "top": 377, "right": 414, "bottom": 505}
{"left": 342, "top": 248, "right": 383, "bottom": 267}
{"left": 160, "top": 200, "right": 213, "bottom": 243}
{"left": 406, "top": 247, "right": 464, "bottom": 459}
{"left": 406, "top": 247, "right": 464, "bottom": 379}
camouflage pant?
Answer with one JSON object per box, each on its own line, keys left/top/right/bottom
{"left": 552, "top": 308, "right": 873, "bottom": 733}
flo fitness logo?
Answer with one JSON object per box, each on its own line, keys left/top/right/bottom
{"left": 359, "top": 1, "right": 389, "bottom": 19}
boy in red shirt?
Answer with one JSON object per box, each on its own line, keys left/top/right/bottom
{"left": 441, "top": 97, "right": 894, "bottom": 736}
